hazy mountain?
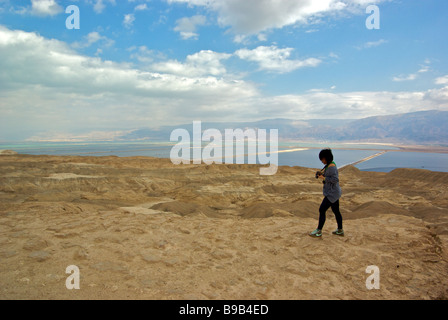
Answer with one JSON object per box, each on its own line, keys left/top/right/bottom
{"left": 335, "top": 110, "right": 448, "bottom": 144}
{"left": 120, "top": 118, "right": 356, "bottom": 142}
{"left": 118, "top": 110, "right": 448, "bottom": 145}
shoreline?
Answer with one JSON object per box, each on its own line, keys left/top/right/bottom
{"left": 281, "top": 142, "right": 448, "bottom": 154}
{"left": 2, "top": 151, "right": 448, "bottom": 174}
{"left": 3, "top": 141, "right": 448, "bottom": 155}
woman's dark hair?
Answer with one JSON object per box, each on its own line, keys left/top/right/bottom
{"left": 319, "top": 149, "right": 334, "bottom": 165}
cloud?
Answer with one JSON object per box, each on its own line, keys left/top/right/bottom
{"left": 0, "top": 26, "right": 257, "bottom": 138}
{"left": 123, "top": 13, "right": 136, "bottom": 28}
{"left": 435, "top": 75, "right": 448, "bottom": 85}
{"left": 249, "top": 89, "right": 445, "bottom": 121}
{"left": 149, "top": 45, "right": 320, "bottom": 76}
{"left": 30, "top": 0, "right": 63, "bottom": 16}
{"left": 0, "top": 27, "right": 242, "bottom": 96}
{"left": 134, "top": 4, "right": 148, "bottom": 11}
{"left": 235, "top": 46, "right": 321, "bottom": 73}
{"left": 425, "top": 86, "right": 448, "bottom": 104}
{"left": 72, "top": 31, "right": 115, "bottom": 49}
{"left": 1, "top": 26, "right": 447, "bottom": 142}
{"left": 393, "top": 74, "right": 417, "bottom": 82}
{"left": 418, "top": 66, "right": 430, "bottom": 73}
{"left": 92, "top": 0, "right": 116, "bottom": 14}
{"left": 129, "top": 46, "right": 165, "bottom": 64}
{"left": 392, "top": 60, "right": 431, "bottom": 82}
{"left": 167, "top": 0, "right": 388, "bottom": 37}
{"left": 356, "top": 39, "right": 388, "bottom": 50}
{"left": 174, "top": 15, "right": 207, "bottom": 40}
{"left": 151, "top": 50, "right": 232, "bottom": 77}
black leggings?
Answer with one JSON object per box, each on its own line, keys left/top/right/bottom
{"left": 318, "top": 197, "right": 343, "bottom": 230}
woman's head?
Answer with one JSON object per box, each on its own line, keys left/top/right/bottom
{"left": 319, "top": 149, "right": 334, "bottom": 165}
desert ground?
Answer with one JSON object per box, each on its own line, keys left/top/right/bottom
{"left": 0, "top": 151, "right": 447, "bottom": 300}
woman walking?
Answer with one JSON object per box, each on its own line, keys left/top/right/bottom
{"left": 309, "top": 149, "right": 344, "bottom": 238}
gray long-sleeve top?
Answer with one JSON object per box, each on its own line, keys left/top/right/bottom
{"left": 323, "top": 166, "right": 342, "bottom": 203}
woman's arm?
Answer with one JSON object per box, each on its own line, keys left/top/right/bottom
{"left": 324, "top": 166, "right": 339, "bottom": 184}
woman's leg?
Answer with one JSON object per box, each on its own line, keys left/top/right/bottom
{"left": 330, "top": 200, "right": 343, "bottom": 230}
{"left": 318, "top": 197, "right": 332, "bottom": 230}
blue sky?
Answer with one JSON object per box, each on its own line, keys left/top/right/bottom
{"left": 0, "top": 0, "right": 447, "bottom": 141}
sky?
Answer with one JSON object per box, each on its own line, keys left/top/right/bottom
{"left": 0, "top": 0, "right": 447, "bottom": 141}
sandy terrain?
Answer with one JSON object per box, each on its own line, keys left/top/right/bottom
{"left": 0, "top": 154, "right": 447, "bottom": 300}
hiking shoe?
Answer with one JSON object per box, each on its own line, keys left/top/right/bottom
{"left": 332, "top": 229, "right": 345, "bottom": 236}
{"left": 309, "top": 229, "right": 322, "bottom": 238}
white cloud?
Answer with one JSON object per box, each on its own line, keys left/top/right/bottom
{"left": 418, "top": 66, "right": 430, "bottom": 73}
{"left": 393, "top": 74, "right": 417, "bottom": 82}
{"left": 123, "top": 13, "right": 136, "bottom": 28}
{"left": 174, "top": 15, "right": 207, "bottom": 40}
{"left": 167, "top": 0, "right": 388, "bottom": 38}
{"left": 250, "top": 89, "right": 443, "bottom": 121}
{"left": 72, "top": 31, "right": 115, "bottom": 49}
{"left": 134, "top": 4, "right": 148, "bottom": 11}
{"left": 425, "top": 86, "right": 448, "bottom": 103}
{"left": 392, "top": 60, "right": 431, "bottom": 82}
{"left": 1, "top": 26, "right": 447, "bottom": 141}
{"left": 92, "top": 0, "right": 116, "bottom": 14}
{"left": 235, "top": 46, "right": 321, "bottom": 73}
{"left": 356, "top": 39, "right": 388, "bottom": 50}
{"left": 30, "top": 0, "right": 62, "bottom": 16}
{"left": 435, "top": 75, "right": 448, "bottom": 85}
{"left": 151, "top": 50, "right": 232, "bottom": 77}
{"left": 0, "top": 26, "right": 257, "bottom": 138}
{"left": 129, "top": 46, "right": 165, "bottom": 64}
{"left": 257, "top": 33, "right": 267, "bottom": 42}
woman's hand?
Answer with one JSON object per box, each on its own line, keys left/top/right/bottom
{"left": 318, "top": 174, "right": 325, "bottom": 181}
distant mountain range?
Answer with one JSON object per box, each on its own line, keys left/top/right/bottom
{"left": 118, "top": 110, "right": 448, "bottom": 145}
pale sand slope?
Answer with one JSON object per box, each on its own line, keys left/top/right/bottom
{"left": 0, "top": 154, "right": 447, "bottom": 300}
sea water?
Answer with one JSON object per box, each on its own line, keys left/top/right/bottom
{"left": 354, "top": 151, "right": 448, "bottom": 173}
{"left": 1, "top": 141, "right": 447, "bottom": 173}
